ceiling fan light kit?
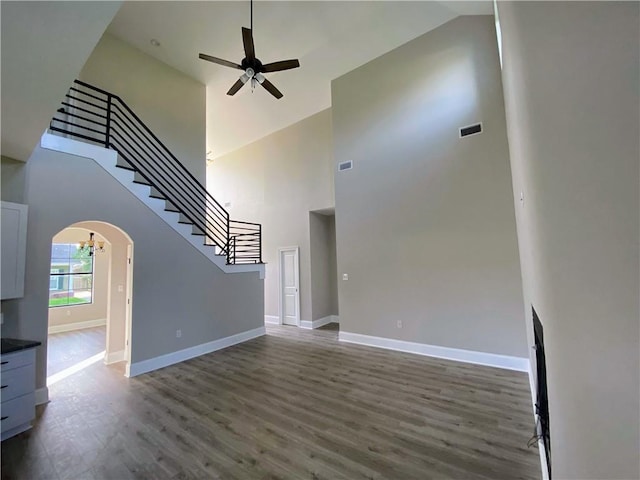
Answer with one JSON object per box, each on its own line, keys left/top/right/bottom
{"left": 198, "top": 0, "right": 300, "bottom": 99}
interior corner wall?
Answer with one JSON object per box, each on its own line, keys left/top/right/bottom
{"left": 48, "top": 228, "right": 109, "bottom": 328}
{"left": 332, "top": 15, "right": 527, "bottom": 358}
{"left": 207, "top": 109, "right": 334, "bottom": 323}
{"left": 309, "top": 212, "right": 338, "bottom": 321}
{"left": 78, "top": 33, "right": 206, "bottom": 183}
{"left": 496, "top": 2, "right": 639, "bottom": 478}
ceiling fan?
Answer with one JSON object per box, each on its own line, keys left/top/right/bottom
{"left": 198, "top": 0, "right": 300, "bottom": 99}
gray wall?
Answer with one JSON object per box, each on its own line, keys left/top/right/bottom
{"left": 79, "top": 33, "right": 206, "bottom": 183}
{"left": 332, "top": 16, "right": 527, "bottom": 357}
{"left": 309, "top": 212, "right": 338, "bottom": 321}
{"left": 1, "top": 156, "right": 26, "bottom": 203}
{"left": 207, "top": 109, "right": 334, "bottom": 322}
{"left": 2, "top": 145, "right": 263, "bottom": 391}
{"left": 497, "top": 2, "right": 639, "bottom": 478}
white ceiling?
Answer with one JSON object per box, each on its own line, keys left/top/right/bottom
{"left": 107, "top": 1, "right": 492, "bottom": 158}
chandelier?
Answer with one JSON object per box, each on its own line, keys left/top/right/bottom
{"left": 78, "top": 232, "right": 105, "bottom": 256}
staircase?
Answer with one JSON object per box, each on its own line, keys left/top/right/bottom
{"left": 48, "top": 80, "right": 262, "bottom": 267}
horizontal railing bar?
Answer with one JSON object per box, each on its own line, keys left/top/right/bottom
{"left": 61, "top": 101, "right": 108, "bottom": 120}
{"left": 65, "top": 94, "right": 108, "bottom": 113}
{"left": 74, "top": 79, "right": 115, "bottom": 98}
{"left": 49, "top": 126, "right": 104, "bottom": 144}
{"left": 107, "top": 94, "right": 230, "bottom": 218}
{"left": 110, "top": 134, "right": 220, "bottom": 234}
{"left": 53, "top": 111, "right": 105, "bottom": 128}
{"left": 229, "top": 220, "right": 261, "bottom": 226}
{"left": 51, "top": 117, "right": 105, "bottom": 136}
{"left": 110, "top": 110, "right": 229, "bottom": 222}
{"left": 113, "top": 144, "right": 229, "bottom": 248}
{"left": 69, "top": 87, "right": 108, "bottom": 104}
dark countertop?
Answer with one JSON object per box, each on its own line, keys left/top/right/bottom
{"left": 1, "top": 338, "right": 42, "bottom": 355}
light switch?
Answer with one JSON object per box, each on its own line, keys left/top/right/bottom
{"left": 342, "top": 273, "right": 349, "bottom": 281}
{"left": 118, "top": 285, "right": 124, "bottom": 293}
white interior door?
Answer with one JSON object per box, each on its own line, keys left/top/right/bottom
{"left": 279, "top": 247, "right": 300, "bottom": 326}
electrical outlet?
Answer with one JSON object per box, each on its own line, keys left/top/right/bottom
{"left": 176, "top": 329, "right": 182, "bottom": 338}
{"left": 118, "top": 284, "right": 124, "bottom": 293}
{"left": 342, "top": 273, "right": 349, "bottom": 281}
{"left": 397, "top": 320, "right": 403, "bottom": 329}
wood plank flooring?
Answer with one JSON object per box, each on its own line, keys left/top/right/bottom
{"left": 47, "top": 326, "right": 106, "bottom": 377}
{"left": 1, "top": 324, "right": 540, "bottom": 479}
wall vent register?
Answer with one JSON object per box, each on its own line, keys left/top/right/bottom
{"left": 459, "top": 123, "right": 483, "bottom": 138}
{"left": 338, "top": 160, "right": 353, "bottom": 172}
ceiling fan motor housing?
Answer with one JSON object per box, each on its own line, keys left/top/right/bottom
{"left": 242, "top": 57, "right": 263, "bottom": 73}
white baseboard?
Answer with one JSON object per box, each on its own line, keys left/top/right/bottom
{"left": 126, "top": 326, "right": 266, "bottom": 378}
{"left": 265, "top": 315, "right": 280, "bottom": 325}
{"left": 104, "top": 349, "right": 126, "bottom": 365}
{"left": 338, "top": 331, "right": 530, "bottom": 372}
{"left": 48, "top": 318, "right": 106, "bottom": 335}
{"left": 331, "top": 315, "right": 340, "bottom": 324}
{"left": 35, "top": 386, "right": 49, "bottom": 405}
{"left": 300, "top": 316, "right": 336, "bottom": 330}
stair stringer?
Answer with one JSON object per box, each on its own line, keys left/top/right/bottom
{"left": 41, "top": 132, "right": 265, "bottom": 279}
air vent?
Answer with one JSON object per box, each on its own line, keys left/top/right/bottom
{"left": 460, "top": 123, "right": 482, "bottom": 138}
{"left": 338, "top": 160, "right": 353, "bottom": 172}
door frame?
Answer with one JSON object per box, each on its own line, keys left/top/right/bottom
{"left": 124, "top": 243, "right": 133, "bottom": 366}
{"left": 278, "top": 246, "right": 300, "bottom": 327}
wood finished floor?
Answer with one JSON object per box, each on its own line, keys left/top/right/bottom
{"left": 1, "top": 324, "right": 540, "bottom": 479}
{"left": 47, "top": 326, "right": 106, "bottom": 376}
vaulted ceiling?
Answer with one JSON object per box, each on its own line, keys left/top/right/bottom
{"left": 107, "top": 1, "right": 492, "bottom": 158}
{"left": 1, "top": 1, "right": 493, "bottom": 163}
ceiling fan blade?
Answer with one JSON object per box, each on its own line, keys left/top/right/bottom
{"left": 227, "top": 78, "right": 246, "bottom": 96}
{"left": 242, "top": 27, "right": 255, "bottom": 62}
{"left": 261, "top": 59, "right": 300, "bottom": 73}
{"left": 260, "top": 78, "right": 283, "bottom": 99}
{"left": 199, "top": 53, "right": 242, "bottom": 70}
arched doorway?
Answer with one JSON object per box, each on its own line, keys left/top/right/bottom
{"left": 46, "top": 221, "right": 133, "bottom": 383}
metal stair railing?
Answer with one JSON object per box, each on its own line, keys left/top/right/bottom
{"left": 49, "top": 79, "right": 262, "bottom": 265}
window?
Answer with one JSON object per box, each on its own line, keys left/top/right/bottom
{"left": 49, "top": 243, "right": 94, "bottom": 308}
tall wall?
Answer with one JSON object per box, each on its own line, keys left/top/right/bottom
{"left": 2, "top": 144, "right": 264, "bottom": 392}
{"left": 332, "top": 16, "right": 527, "bottom": 357}
{"left": 496, "top": 2, "right": 639, "bottom": 478}
{"left": 207, "top": 109, "right": 334, "bottom": 322}
{"left": 79, "top": 33, "right": 206, "bottom": 183}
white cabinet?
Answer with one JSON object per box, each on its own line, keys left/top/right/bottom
{"left": 1, "top": 201, "right": 28, "bottom": 299}
{"left": 1, "top": 348, "right": 37, "bottom": 440}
